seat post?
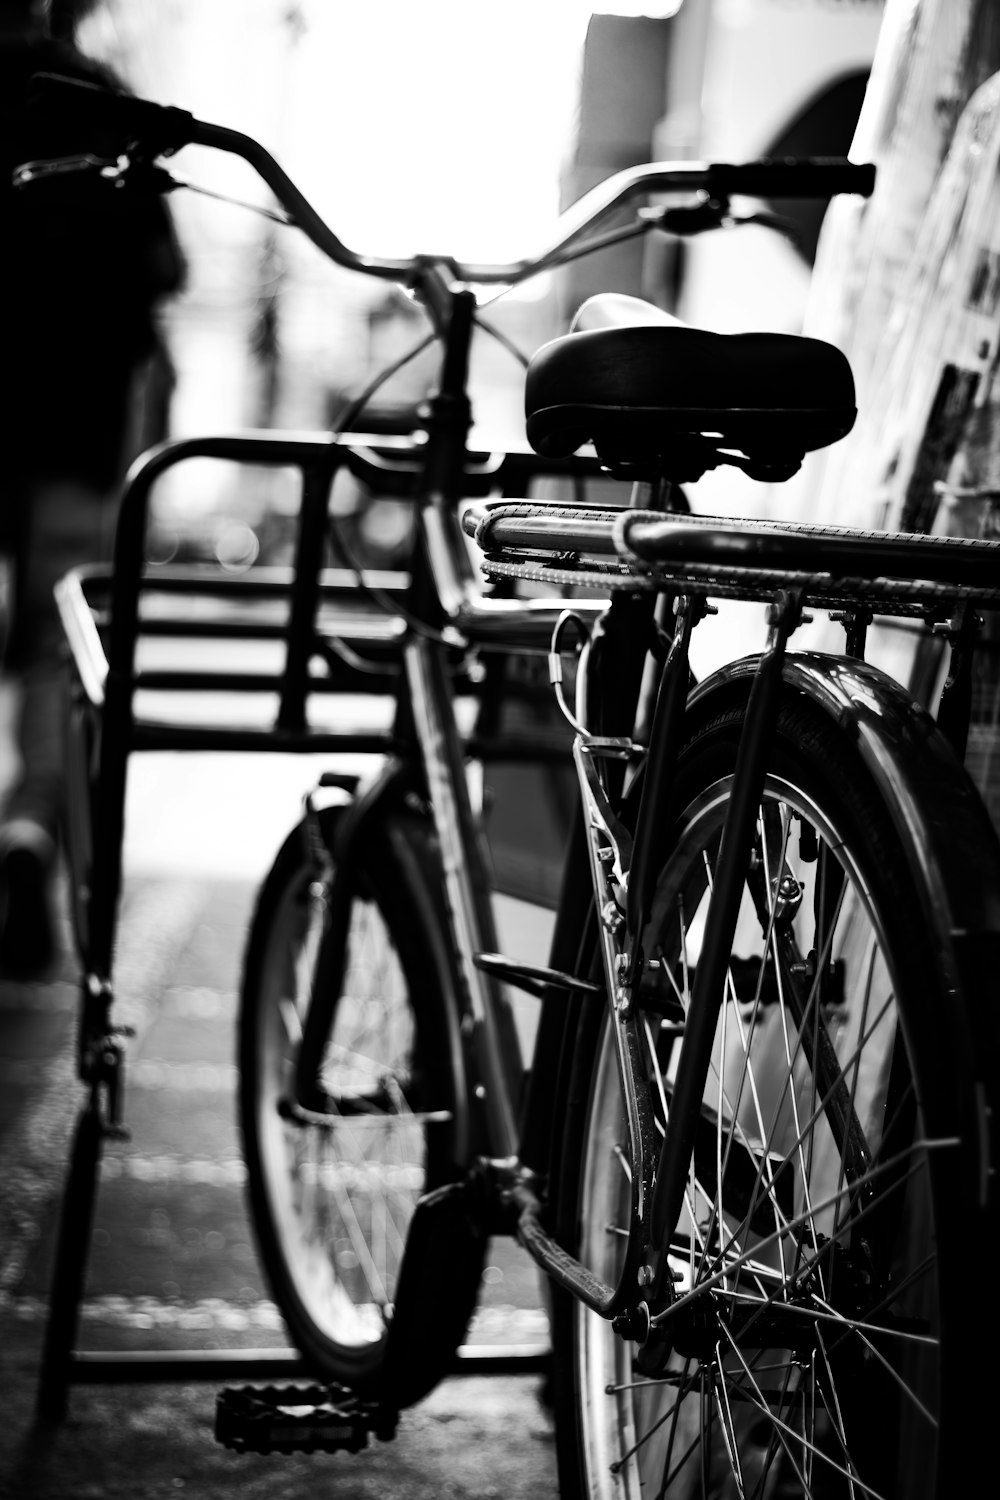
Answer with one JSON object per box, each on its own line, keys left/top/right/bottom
{"left": 628, "top": 476, "right": 672, "bottom": 511}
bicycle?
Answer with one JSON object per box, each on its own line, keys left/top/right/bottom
{"left": 24, "top": 71, "right": 1000, "bottom": 1498}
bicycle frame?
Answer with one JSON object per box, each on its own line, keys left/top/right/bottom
{"left": 29, "top": 72, "right": 886, "bottom": 1420}
{"left": 46, "top": 235, "right": 682, "bottom": 1417}
{"left": 317, "top": 272, "right": 729, "bottom": 1332}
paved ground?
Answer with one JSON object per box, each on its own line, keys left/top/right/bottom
{"left": 0, "top": 751, "right": 558, "bottom": 1499}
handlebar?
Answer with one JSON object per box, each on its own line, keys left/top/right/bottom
{"left": 20, "top": 72, "right": 876, "bottom": 290}
{"left": 26, "top": 71, "right": 196, "bottom": 155}
{"left": 703, "top": 159, "right": 875, "bottom": 199}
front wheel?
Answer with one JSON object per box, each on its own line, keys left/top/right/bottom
{"left": 239, "top": 800, "right": 467, "bottom": 1394}
{"left": 555, "top": 695, "right": 995, "bottom": 1498}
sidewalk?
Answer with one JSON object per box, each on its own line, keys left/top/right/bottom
{"left": 0, "top": 751, "right": 557, "bottom": 1499}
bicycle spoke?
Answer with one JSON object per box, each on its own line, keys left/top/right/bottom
{"left": 707, "top": 988, "right": 900, "bottom": 1275}
{"left": 762, "top": 810, "right": 821, "bottom": 1258}
{"left": 811, "top": 1294, "right": 939, "bottom": 1426}
{"left": 609, "top": 1355, "right": 702, "bottom": 1474}
{"left": 724, "top": 1285, "right": 938, "bottom": 1352}
{"left": 657, "top": 1136, "right": 955, "bottom": 1325}
{"left": 716, "top": 1330, "right": 815, "bottom": 1496}
{"left": 712, "top": 1344, "right": 746, "bottom": 1497}
{"left": 566, "top": 732, "right": 968, "bottom": 1497}
{"left": 718, "top": 1324, "right": 887, "bottom": 1500}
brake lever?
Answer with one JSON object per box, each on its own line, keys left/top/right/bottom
{"left": 13, "top": 152, "right": 116, "bottom": 188}
{"left": 14, "top": 150, "right": 296, "bottom": 228}
{"left": 638, "top": 198, "right": 802, "bottom": 249}
{"left": 14, "top": 153, "right": 178, "bottom": 196}
{"left": 639, "top": 198, "right": 730, "bottom": 236}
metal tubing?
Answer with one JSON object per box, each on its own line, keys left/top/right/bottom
{"left": 129, "top": 724, "right": 401, "bottom": 754}
{"left": 404, "top": 636, "right": 522, "bottom": 1158}
{"left": 116, "top": 563, "right": 409, "bottom": 597}
{"left": 650, "top": 593, "right": 801, "bottom": 1261}
{"left": 622, "top": 512, "right": 1000, "bottom": 592}
{"left": 515, "top": 808, "right": 593, "bottom": 1175}
{"left": 131, "top": 671, "right": 384, "bottom": 693}
{"left": 626, "top": 597, "right": 695, "bottom": 940}
{"left": 37, "top": 1106, "right": 104, "bottom": 1422}
{"left": 517, "top": 1195, "right": 618, "bottom": 1317}
{"left": 84, "top": 433, "right": 344, "bottom": 978}
{"left": 125, "top": 721, "right": 575, "bottom": 760}
{"left": 402, "top": 287, "right": 479, "bottom": 626}
{"left": 573, "top": 738, "right": 656, "bottom": 1232}
{"left": 63, "top": 1344, "right": 548, "bottom": 1383}
{"left": 54, "top": 572, "right": 107, "bottom": 708}
{"left": 937, "top": 603, "right": 981, "bottom": 759}
{"left": 392, "top": 284, "right": 522, "bottom": 1160}
{"left": 278, "top": 456, "right": 337, "bottom": 732}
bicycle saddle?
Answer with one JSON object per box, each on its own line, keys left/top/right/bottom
{"left": 524, "top": 293, "right": 856, "bottom": 481}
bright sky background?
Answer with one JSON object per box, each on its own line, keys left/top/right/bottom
{"left": 82, "top": 0, "right": 683, "bottom": 263}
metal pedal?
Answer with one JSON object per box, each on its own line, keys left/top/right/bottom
{"left": 214, "top": 1383, "right": 393, "bottom": 1456}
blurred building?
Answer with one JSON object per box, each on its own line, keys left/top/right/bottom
{"left": 60, "top": 0, "right": 888, "bottom": 554}
{"left": 558, "top": 1, "right": 883, "bottom": 331}
{"left": 37, "top": 2, "right": 1000, "bottom": 822}
{"left": 550, "top": 0, "right": 881, "bottom": 527}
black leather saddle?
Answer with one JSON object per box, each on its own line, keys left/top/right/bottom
{"left": 524, "top": 294, "right": 856, "bottom": 481}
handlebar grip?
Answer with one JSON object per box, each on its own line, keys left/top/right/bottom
{"left": 706, "top": 158, "right": 876, "bottom": 199}
{"left": 25, "top": 72, "right": 196, "bottom": 152}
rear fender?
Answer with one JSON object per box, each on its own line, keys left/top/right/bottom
{"left": 687, "top": 652, "right": 1000, "bottom": 938}
{"left": 688, "top": 651, "right": 1000, "bottom": 1209}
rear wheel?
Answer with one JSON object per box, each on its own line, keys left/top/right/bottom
{"left": 556, "top": 698, "right": 991, "bottom": 1497}
{"left": 239, "top": 802, "right": 466, "bottom": 1393}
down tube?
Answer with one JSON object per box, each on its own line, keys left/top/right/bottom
{"left": 403, "top": 634, "right": 523, "bottom": 1157}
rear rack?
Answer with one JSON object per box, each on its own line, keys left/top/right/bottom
{"left": 464, "top": 501, "right": 1000, "bottom": 617}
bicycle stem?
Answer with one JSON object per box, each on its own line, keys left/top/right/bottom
{"left": 649, "top": 589, "right": 803, "bottom": 1301}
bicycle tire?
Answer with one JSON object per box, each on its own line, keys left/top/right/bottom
{"left": 554, "top": 689, "right": 998, "bottom": 1498}
{"left": 239, "top": 800, "right": 467, "bottom": 1394}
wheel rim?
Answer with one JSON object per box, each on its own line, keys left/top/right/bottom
{"left": 574, "top": 773, "right": 944, "bottom": 1499}
{"left": 253, "top": 871, "right": 431, "bottom": 1354}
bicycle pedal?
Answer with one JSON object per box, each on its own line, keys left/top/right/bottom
{"left": 214, "top": 1383, "right": 391, "bottom": 1455}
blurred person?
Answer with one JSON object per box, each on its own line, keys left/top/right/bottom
{"left": 0, "top": 0, "right": 184, "bottom": 975}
